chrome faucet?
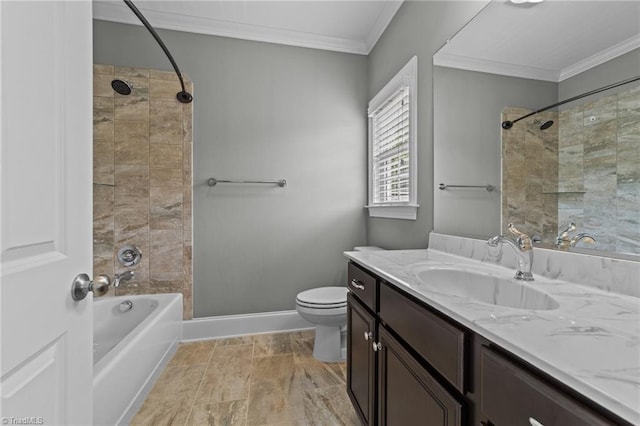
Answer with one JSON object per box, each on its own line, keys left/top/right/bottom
{"left": 113, "top": 271, "right": 135, "bottom": 288}
{"left": 487, "top": 223, "right": 534, "bottom": 281}
{"left": 555, "top": 222, "right": 597, "bottom": 249}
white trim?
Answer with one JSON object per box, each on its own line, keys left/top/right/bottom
{"left": 434, "top": 35, "right": 640, "bottom": 83}
{"left": 182, "top": 310, "right": 314, "bottom": 342}
{"left": 433, "top": 52, "right": 559, "bottom": 82}
{"left": 366, "top": 205, "right": 418, "bottom": 220}
{"left": 364, "top": 1, "right": 404, "bottom": 54}
{"left": 93, "top": 1, "right": 377, "bottom": 55}
{"left": 367, "top": 56, "right": 418, "bottom": 220}
{"left": 559, "top": 34, "right": 640, "bottom": 81}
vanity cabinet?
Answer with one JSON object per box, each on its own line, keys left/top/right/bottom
{"left": 346, "top": 261, "right": 631, "bottom": 426}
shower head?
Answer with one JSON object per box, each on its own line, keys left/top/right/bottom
{"left": 111, "top": 79, "right": 132, "bottom": 96}
{"left": 533, "top": 119, "right": 554, "bottom": 130}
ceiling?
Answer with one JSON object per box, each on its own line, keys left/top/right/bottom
{"left": 93, "top": 0, "right": 404, "bottom": 55}
{"left": 434, "top": 0, "right": 640, "bottom": 82}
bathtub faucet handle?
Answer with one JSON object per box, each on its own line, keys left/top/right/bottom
{"left": 113, "top": 271, "right": 135, "bottom": 288}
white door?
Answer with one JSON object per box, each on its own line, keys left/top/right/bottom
{"left": 1, "top": 1, "right": 93, "bottom": 425}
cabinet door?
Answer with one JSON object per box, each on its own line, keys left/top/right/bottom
{"left": 347, "top": 293, "right": 377, "bottom": 425}
{"left": 378, "top": 327, "right": 463, "bottom": 426}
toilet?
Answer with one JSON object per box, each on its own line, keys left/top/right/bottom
{"left": 295, "top": 246, "right": 383, "bottom": 362}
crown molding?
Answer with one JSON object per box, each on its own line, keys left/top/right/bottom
{"left": 433, "top": 52, "right": 560, "bottom": 82}
{"left": 364, "top": 1, "right": 403, "bottom": 53}
{"left": 559, "top": 34, "right": 640, "bottom": 81}
{"left": 93, "top": 1, "right": 376, "bottom": 55}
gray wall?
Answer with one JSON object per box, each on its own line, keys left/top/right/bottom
{"left": 365, "top": 1, "right": 487, "bottom": 249}
{"left": 433, "top": 67, "right": 557, "bottom": 238}
{"left": 94, "top": 21, "right": 368, "bottom": 317}
{"left": 559, "top": 48, "right": 640, "bottom": 102}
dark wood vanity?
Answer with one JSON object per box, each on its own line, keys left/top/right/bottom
{"left": 345, "top": 261, "right": 631, "bottom": 426}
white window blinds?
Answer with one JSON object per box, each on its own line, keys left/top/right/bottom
{"left": 370, "top": 86, "right": 410, "bottom": 204}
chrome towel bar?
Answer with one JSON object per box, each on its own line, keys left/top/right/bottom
{"left": 438, "top": 183, "right": 494, "bottom": 192}
{"left": 207, "top": 178, "right": 287, "bottom": 187}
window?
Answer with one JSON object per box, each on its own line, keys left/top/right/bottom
{"left": 366, "top": 56, "right": 418, "bottom": 220}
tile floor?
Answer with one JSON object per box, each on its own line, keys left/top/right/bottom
{"left": 131, "top": 330, "right": 359, "bottom": 426}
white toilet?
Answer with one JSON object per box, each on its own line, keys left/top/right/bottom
{"left": 295, "top": 246, "right": 383, "bottom": 363}
{"left": 296, "top": 286, "right": 348, "bottom": 362}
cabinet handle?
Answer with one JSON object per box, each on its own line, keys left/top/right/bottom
{"left": 529, "top": 418, "right": 544, "bottom": 426}
{"left": 372, "top": 342, "right": 382, "bottom": 352}
{"left": 364, "top": 331, "right": 373, "bottom": 341}
{"left": 350, "top": 279, "right": 365, "bottom": 290}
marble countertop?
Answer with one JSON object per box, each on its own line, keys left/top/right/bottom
{"left": 344, "top": 248, "right": 640, "bottom": 425}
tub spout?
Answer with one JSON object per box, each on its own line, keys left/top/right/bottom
{"left": 113, "top": 271, "right": 135, "bottom": 288}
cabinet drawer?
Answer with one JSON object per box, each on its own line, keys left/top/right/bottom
{"left": 348, "top": 262, "right": 377, "bottom": 312}
{"left": 480, "top": 347, "right": 613, "bottom": 426}
{"left": 379, "top": 283, "right": 466, "bottom": 393}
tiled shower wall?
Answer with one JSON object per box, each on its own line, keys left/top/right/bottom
{"left": 557, "top": 85, "right": 640, "bottom": 253}
{"left": 501, "top": 107, "right": 559, "bottom": 243}
{"left": 93, "top": 65, "right": 193, "bottom": 319}
{"left": 502, "top": 84, "right": 640, "bottom": 254}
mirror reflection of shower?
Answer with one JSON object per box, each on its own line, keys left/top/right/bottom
{"left": 532, "top": 118, "right": 553, "bottom": 130}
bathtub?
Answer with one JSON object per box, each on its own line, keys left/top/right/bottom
{"left": 93, "top": 293, "right": 183, "bottom": 426}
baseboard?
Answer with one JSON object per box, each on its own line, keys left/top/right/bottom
{"left": 182, "top": 310, "right": 314, "bottom": 342}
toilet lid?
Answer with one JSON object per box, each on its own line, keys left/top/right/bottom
{"left": 296, "top": 286, "right": 348, "bottom": 306}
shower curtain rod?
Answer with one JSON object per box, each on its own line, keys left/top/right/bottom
{"left": 501, "top": 75, "right": 640, "bottom": 129}
{"left": 123, "top": 0, "right": 193, "bottom": 104}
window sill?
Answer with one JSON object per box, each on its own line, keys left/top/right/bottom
{"left": 365, "top": 204, "right": 418, "bottom": 220}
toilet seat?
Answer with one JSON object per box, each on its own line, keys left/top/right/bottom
{"left": 296, "top": 287, "right": 347, "bottom": 309}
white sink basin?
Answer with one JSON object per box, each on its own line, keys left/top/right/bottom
{"left": 414, "top": 266, "right": 559, "bottom": 311}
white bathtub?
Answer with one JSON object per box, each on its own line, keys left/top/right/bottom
{"left": 93, "top": 293, "right": 183, "bottom": 426}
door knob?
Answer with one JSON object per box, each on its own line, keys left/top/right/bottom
{"left": 372, "top": 342, "right": 382, "bottom": 352}
{"left": 71, "top": 273, "right": 111, "bottom": 301}
{"left": 364, "top": 331, "right": 373, "bottom": 341}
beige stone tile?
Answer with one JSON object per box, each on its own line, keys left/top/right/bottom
{"left": 130, "top": 397, "right": 191, "bottom": 426}
{"left": 150, "top": 69, "right": 178, "bottom": 81}
{"left": 94, "top": 73, "right": 115, "bottom": 98}
{"left": 150, "top": 78, "right": 184, "bottom": 102}
{"left": 186, "top": 400, "right": 248, "bottom": 426}
{"left": 301, "top": 385, "right": 359, "bottom": 426}
{"left": 114, "top": 75, "right": 149, "bottom": 122}
{"left": 195, "top": 344, "right": 253, "bottom": 405}
{"left": 150, "top": 229, "right": 183, "bottom": 272}
{"left": 182, "top": 289, "right": 193, "bottom": 320}
{"left": 290, "top": 331, "right": 315, "bottom": 363}
{"left": 148, "top": 363, "right": 207, "bottom": 401}
{"left": 292, "top": 359, "right": 345, "bottom": 390}
{"left": 94, "top": 140, "right": 114, "bottom": 186}
{"left": 93, "top": 96, "right": 114, "bottom": 143}
{"left": 150, "top": 186, "right": 183, "bottom": 230}
{"left": 115, "top": 66, "right": 149, "bottom": 79}
{"left": 151, "top": 144, "right": 182, "bottom": 169}
{"left": 169, "top": 340, "right": 217, "bottom": 367}
{"left": 216, "top": 336, "right": 255, "bottom": 347}
{"left": 246, "top": 354, "right": 303, "bottom": 425}
{"left": 254, "top": 333, "right": 294, "bottom": 357}
{"left": 150, "top": 167, "right": 183, "bottom": 188}
{"left": 94, "top": 64, "right": 114, "bottom": 75}
{"left": 114, "top": 121, "right": 149, "bottom": 166}
{"left": 151, "top": 100, "right": 183, "bottom": 144}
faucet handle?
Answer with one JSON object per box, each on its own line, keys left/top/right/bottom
{"left": 507, "top": 223, "right": 532, "bottom": 251}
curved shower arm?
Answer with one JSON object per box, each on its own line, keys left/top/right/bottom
{"left": 501, "top": 75, "right": 640, "bottom": 129}
{"left": 123, "top": 0, "right": 193, "bottom": 103}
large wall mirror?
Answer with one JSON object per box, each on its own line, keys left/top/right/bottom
{"left": 433, "top": 0, "right": 640, "bottom": 259}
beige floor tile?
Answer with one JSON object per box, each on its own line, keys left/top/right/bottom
{"left": 254, "top": 333, "right": 293, "bottom": 357}
{"left": 130, "top": 396, "right": 191, "bottom": 426}
{"left": 246, "top": 354, "right": 303, "bottom": 425}
{"left": 216, "top": 335, "right": 256, "bottom": 346}
{"left": 195, "top": 344, "right": 253, "bottom": 405}
{"left": 301, "top": 385, "right": 359, "bottom": 426}
{"left": 186, "top": 400, "right": 248, "bottom": 426}
{"left": 146, "top": 364, "right": 207, "bottom": 402}
{"left": 169, "top": 340, "right": 217, "bottom": 367}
